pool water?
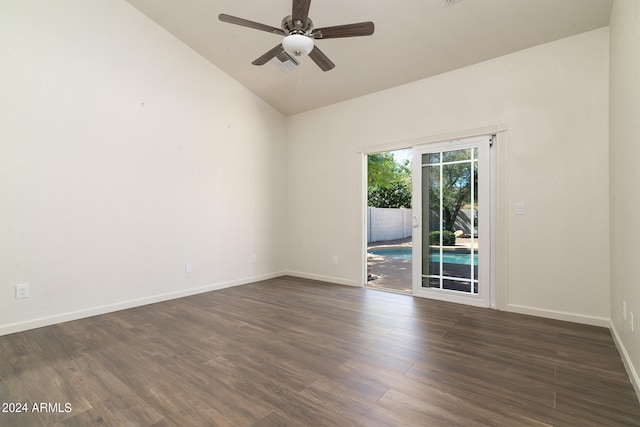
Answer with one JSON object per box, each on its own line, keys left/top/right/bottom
{"left": 369, "top": 248, "right": 413, "bottom": 260}
{"left": 369, "top": 247, "right": 478, "bottom": 265}
{"left": 432, "top": 252, "right": 478, "bottom": 266}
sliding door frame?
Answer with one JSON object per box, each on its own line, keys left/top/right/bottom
{"left": 412, "top": 135, "right": 495, "bottom": 307}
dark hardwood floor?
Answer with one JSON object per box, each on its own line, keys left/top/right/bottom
{"left": 1, "top": 276, "right": 638, "bottom": 426}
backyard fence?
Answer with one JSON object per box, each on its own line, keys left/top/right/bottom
{"left": 367, "top": 207, "right": 475, "bottom": 243}
{"left": 367, "top": 207, "right": 413, "bottom": 243}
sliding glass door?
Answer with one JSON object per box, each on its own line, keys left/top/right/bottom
{"left": 412, "top": 136, "right": 492, "bottom": 307}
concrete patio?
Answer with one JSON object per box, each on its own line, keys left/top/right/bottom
{"left": 367, "top": 238, "right": 412, "bottom": 293}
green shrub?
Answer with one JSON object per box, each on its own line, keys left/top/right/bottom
{"left": 429, "top": 230, "right": 456, "bottom": 246}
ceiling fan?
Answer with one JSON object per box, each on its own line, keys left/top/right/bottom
{"left": 219, "top": 0, "right": 374, "bottom": 71}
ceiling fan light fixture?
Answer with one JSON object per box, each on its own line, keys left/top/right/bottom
{"left": 282, "top": 34, "right": 314, "bottom": 57}
{"left": 219, "top": 0, "right": 374, "bottom": 71}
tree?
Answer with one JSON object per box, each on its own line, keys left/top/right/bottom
{"left": 367, "top": 154, "right": 412, "bottom": 208}
{"left": 367, "top": 153, "right": 398, "bottom": 188}
{"left": 368, "top": 180, "right": 412, "bottom": 208}
{"left": 429, "top": 152, "right": 477, "bottom": 231}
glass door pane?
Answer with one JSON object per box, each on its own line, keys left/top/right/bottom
{"left": 413, "top": 135, "right": 490, "bottom": 306}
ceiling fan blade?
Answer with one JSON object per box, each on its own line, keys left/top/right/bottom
{"left": 312, "top": 22, "right": 375, "bottom": 39}
{"left": 308, "top": 45, "right": 335, "bottom": 71}
{"left": 219, "top": 14, "right": 285, "bottom": 35}
{"left": 252, "top": 44, "right": 285, "bottom": 66}
{"left": 292, "top": 0, "right": 312, "bottom": 24}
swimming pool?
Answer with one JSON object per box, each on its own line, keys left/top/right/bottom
{"left": 369, "top": 248, "right": 413, "bottom": 260}
{"left": 369, "top": 247, "right": 477, "bottom": 265}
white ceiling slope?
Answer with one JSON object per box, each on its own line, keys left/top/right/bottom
{"left": 125, "top": 0, "right": 612, "bottom": 116}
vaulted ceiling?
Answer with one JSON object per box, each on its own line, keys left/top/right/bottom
{"left": 125, "top": 0, "right": 612, "bottom": 116}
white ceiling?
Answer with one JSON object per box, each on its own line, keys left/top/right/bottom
{"left": 125, "top": 0, "right": 612, "bottom": 116}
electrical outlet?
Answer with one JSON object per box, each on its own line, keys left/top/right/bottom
{"left": 332, "top": 256, "right": 339, "bottom": 265}
{"left": 185, "top": 263, "right": 192, "bottom": 273}
{"left": 251, "top": 254, "right": 257, "bottom": 264}
{"left": 15, "top": 284, "right": 29, "bottom": 299}
{"left": 623, "top": 301, "right": 627, "bottom": 320}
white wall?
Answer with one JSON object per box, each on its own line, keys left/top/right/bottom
{"left": 286, "top": 28, "right": 610, "bottom": 324}
{"left": 0, "top": 0, "right": 286, "bottom": 334}
{"left": 609, "top": 0, "right": 640, "bottom": 395}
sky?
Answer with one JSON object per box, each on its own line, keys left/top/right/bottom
{"left": 392, "top": 148, "right": 412, "bottom": 165}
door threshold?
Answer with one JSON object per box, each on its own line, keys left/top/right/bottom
{"left": 365, "top": 283, "right": 412, "bottom": 295}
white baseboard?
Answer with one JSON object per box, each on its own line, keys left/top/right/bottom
{"left": 610, "top": 321, "right": 640, "bottom": 402}
{"left": 284, "top": 271, "right": 360, "bottom": 288}
{"left": 506, "top": 303, "right": 610, "bottom": 327}
{"left": 0, "top": 271, "right": 286, "bottom": 337}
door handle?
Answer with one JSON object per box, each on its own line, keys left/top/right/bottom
{"left": 412, "top": 215, "right": 419, "bottom": 228}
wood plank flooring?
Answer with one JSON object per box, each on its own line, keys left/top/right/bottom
{"left": 1, "top": 276, "right": 638, "bottom": 426}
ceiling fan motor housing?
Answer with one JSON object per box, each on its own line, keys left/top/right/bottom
{"left": 282, "top": 16, "right": 313, "bottom": 35}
